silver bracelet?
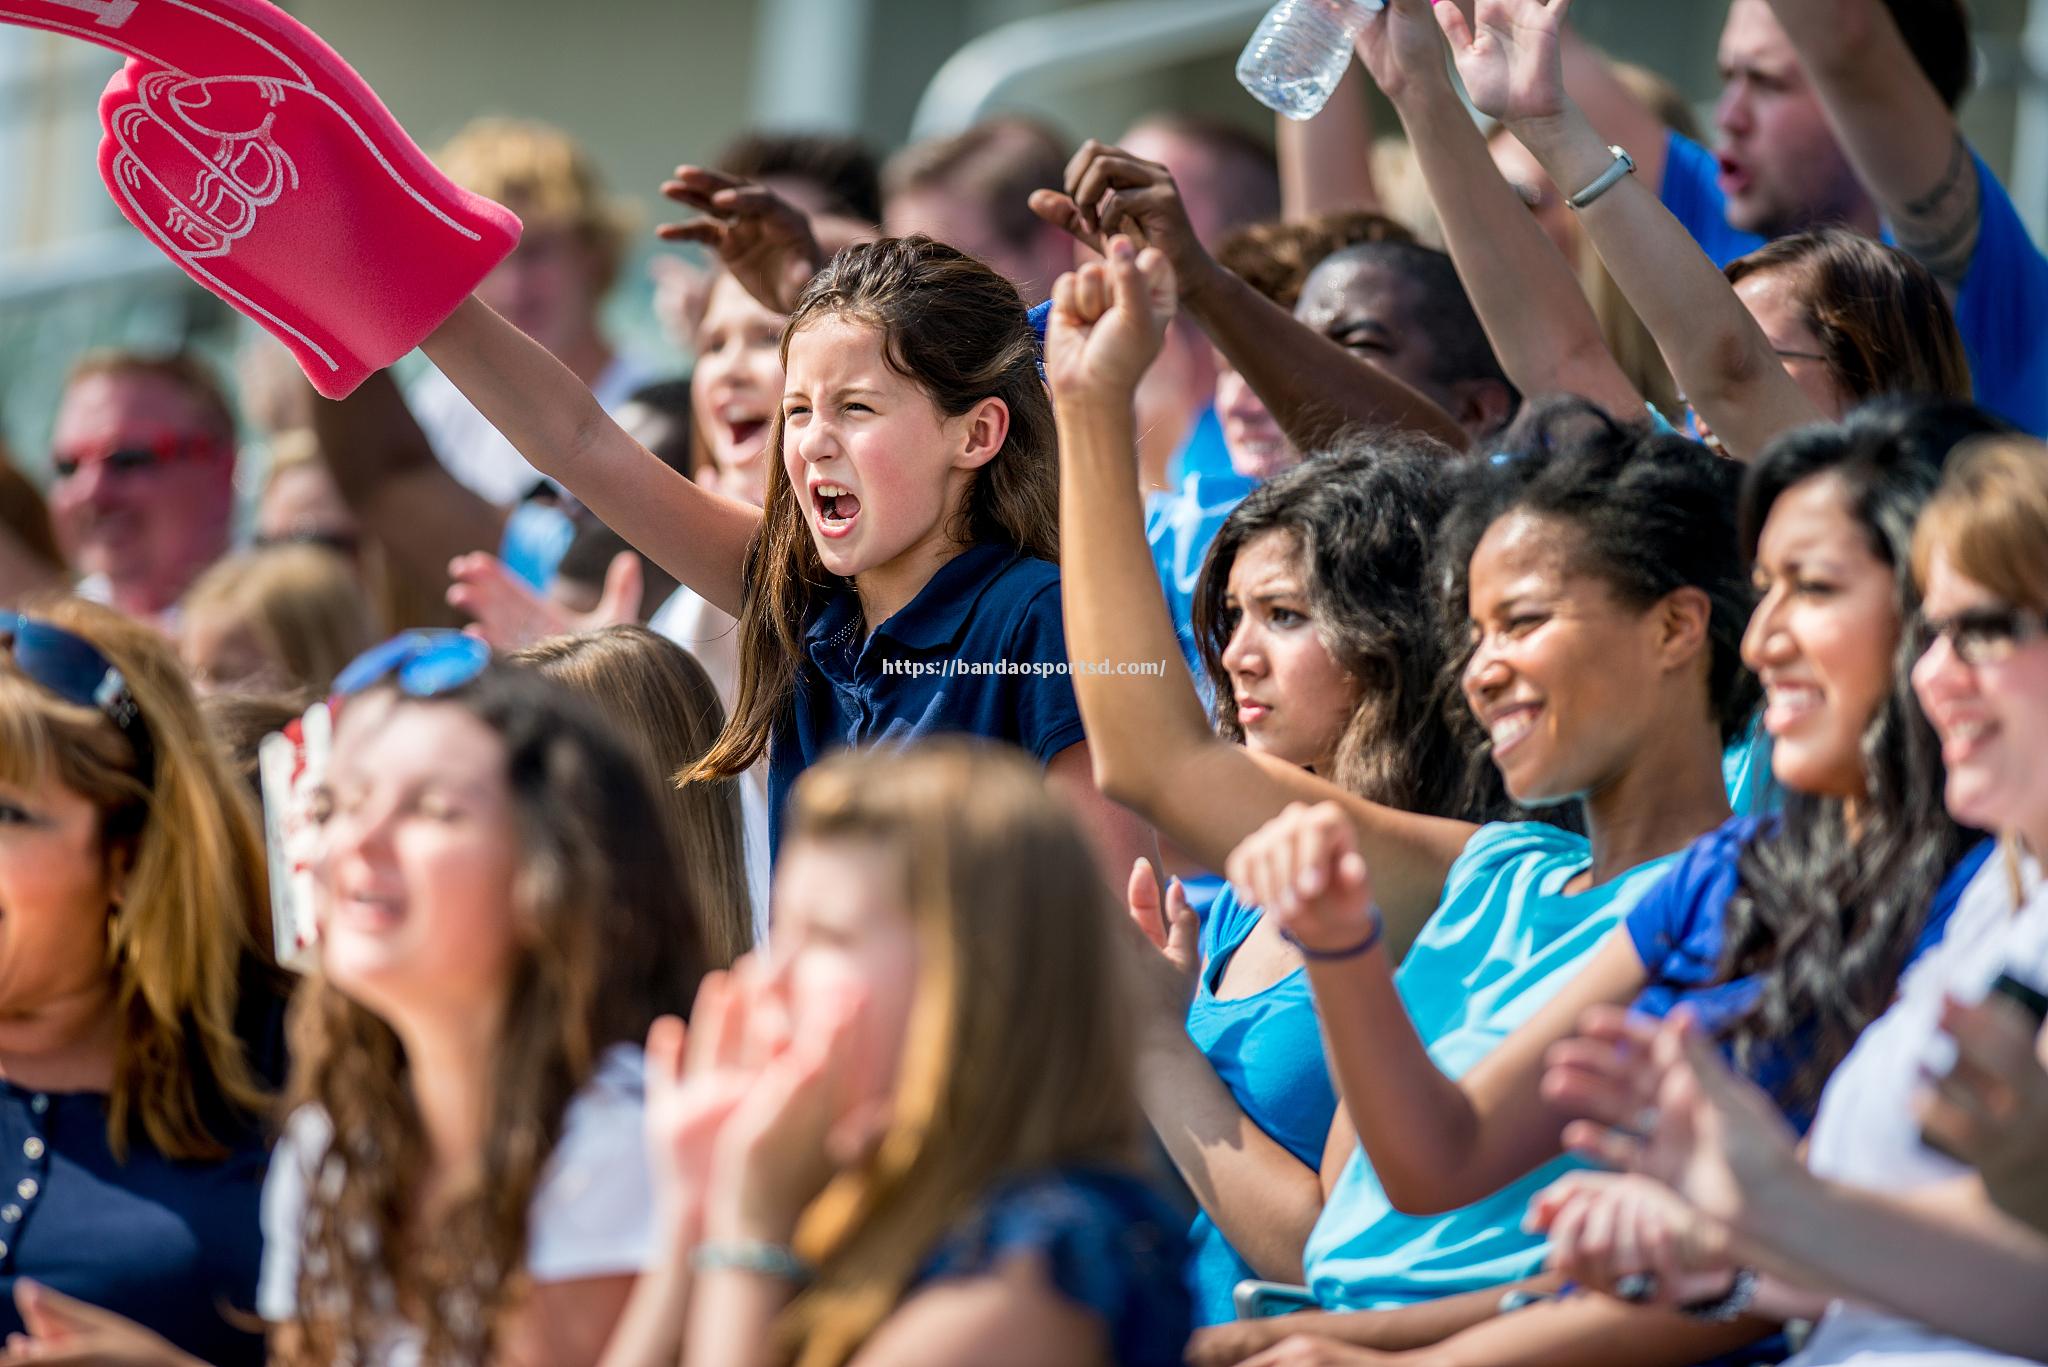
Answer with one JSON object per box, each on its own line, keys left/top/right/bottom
{"left": 1681, "top": 1266, "right": 1759, "bottom": 1323}
{"left": 1566, "top": 146, "right": 1637, "bottom": 210}
{"left": 691, "top": 1239, "right": 815, "bottom": 1284}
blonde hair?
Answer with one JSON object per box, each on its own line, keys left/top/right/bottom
{"left": 0, "top": 598, "right": 270, "bottom": 1159}
{"left": 181, "top": 544, "right": 378, "bottom": 696}
{"left": 1912, "top": 437, "right": 2048, "bottom": 613}
{"left": 776, "top": 741, "right": 1144, "bottom": 1367}
{"left": 512, "top": 626, "right": 754, "bottom": 966}
{"left": 438, "top": 118, "right": 632, "bottom": 293}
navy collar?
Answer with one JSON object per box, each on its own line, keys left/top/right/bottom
{"left": 803, "top": 542, "right": 1026, "bottom": 655}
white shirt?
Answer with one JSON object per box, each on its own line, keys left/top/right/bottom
{"left": 407, "top": 353, "right": 655, "bottom": 507}
{"left": 648, "top": 584, "right": 773, "bottom": 941}
{"left": 257, "top": 1045, "right": 655, "bottom": 1360}
{"left": 1787, "top": 850, "right": 2048, "bottom": 1367}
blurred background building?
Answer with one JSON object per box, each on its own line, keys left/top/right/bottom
{"left": 3, "top": 0, "right": 2045, "bottom": 472}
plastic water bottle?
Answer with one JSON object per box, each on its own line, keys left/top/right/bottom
{"left": 1236, "top": 0, "right": 1387, "bottom": 121}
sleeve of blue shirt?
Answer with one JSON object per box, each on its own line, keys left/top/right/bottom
{"left": 1659, "top": 131, "right": 1766, "bottom": 268}
{"left": 1003, "top": 577, "right": 1091, "bottom": 766}
{"left": 1951, "top": 155, "right": 2048, "bottom": 437}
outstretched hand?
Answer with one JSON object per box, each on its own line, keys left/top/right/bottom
{"left": 1223, "top": 801, "right": 1378, "bottom": 956}
{"left": 1044, "top": 236, "right": 1178, "bottom": 405}
{"left": 0, "top": 0, "right": 520, "bottom": 397}
{"left": 658, "top": 166, "right": 824, "bottom": 315}
{"left": 1435, "top": 0, "right": 1575, "bottom": 127}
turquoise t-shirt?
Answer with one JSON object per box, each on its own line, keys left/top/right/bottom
{"left": 1301, "top": 822, "right": 1683, "bottom": 1309}
{"left": 1181, "top": 888, "right": 1338, "bottom": 1325}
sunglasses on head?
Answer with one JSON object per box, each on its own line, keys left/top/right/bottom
{"left": 1921, "top": 604, "right": 2048, "bottom": 668}
{"left": 49, "top": 434, "right": 229, "bottom": 481}
{"left": 331, "top": 631, "right": 493, "bottom": 702}
{"left": 2, "top": 616, "right": 156, "bottom": 786}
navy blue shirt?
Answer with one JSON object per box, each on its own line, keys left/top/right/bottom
{"left": 767, "top": 542, "right": 1089, "bottom": 847}
{"left": 1626, "top": 815, "right": 1995, "bottom": 1110}
{"left": 0, "top": 1081, "right": 268, "bottom": 1366}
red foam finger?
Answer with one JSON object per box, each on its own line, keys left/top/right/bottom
{"left": 3, "top": 0, "right": 520, "bottom": 398}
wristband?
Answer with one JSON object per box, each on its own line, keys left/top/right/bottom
{"left": 691, "top": 1239, "right": 815, "bottom": 1284}
{"left": 1280, "top": 905, "right": 1385, "bottom": 961}
{"left": 1680, "top": 1266, "right": 1758, "bottom": 1323}
{"left": 1566, "top": 146, "right": 1637, "bottom": 210}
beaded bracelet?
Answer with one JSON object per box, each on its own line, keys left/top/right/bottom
{"left": 1278, "top": 905, "right": 1385, "bottom": 961}
{"left": 691, "top": 1239, "right": 815, "bottom": 1284}
{"left": 1680, "top": 1266, "right": 1759, "bottom": 1323}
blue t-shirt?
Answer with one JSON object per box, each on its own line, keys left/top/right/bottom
{"left": 1181, "top": 888, "right": 1338, "bottom": 1325}
{"left": 1146, "top": 420, "right": 1257, "bottom": 683}
{"left": 914, "top": 1167, "right": 1192, "bottom": 1367}
{"left": 0, "top": 1082, "right": 267, "bottom": 1366}
{"left": 767, "top": 542, "right": 1088, "bottom": 848}
{"left": 1660, "top": 130, "right": 2048, "bottom": 437}
{"left": 1626, "top": 816, "right": 1996, "bottom": 1108}
{"left": 1302, "top": 822, "right": 1680, "bottom": 1309}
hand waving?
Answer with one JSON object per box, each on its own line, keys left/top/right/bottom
{"left": 1435, "top": 0, "right": 1575, "bottom": 127}
{"left": 0, "top": 0, "right": 521, "bottom": 398}
{"left": 1044, "top": 236, "right": 1177, "bottom": 406}
{"left": 1223, "top": 801, "right": 1378, "bottom": 955}
{"left": 658, "top": 166, "right": 825, "bottom": 315}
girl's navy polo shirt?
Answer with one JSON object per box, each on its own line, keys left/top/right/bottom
{"left": 0, "top": 1079, "right": 268, "bottom": 1365}
{"left": 768, "top": 542, "right": 1089, "bottom": 849}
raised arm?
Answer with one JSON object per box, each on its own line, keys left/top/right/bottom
{"left": 1030, "top": 147, "right": 1468, "bottom": 451}
{"left": 1360, "top": 0, "right": 1644, "bottom": 417}
{"left": 306, "top": 369, "right": 508, "bottom": 596}
{"left": 423, "top": 297, "right": 759, "bottom": 617}
{"left": 1278, "top": 59, "right": 1382, "bottom": 221}
{"left": 1043, "top": 239, "right": 1475, "bottom": 940}
{"left": 1439, "top": 0, "right": 1822, "bottom": 460}
{"left": 1765, "top": 0, "right": 1982, "bottom": 288}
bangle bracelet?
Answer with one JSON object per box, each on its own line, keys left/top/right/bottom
{"left": 1279, "top": 906, "right": 1384, "bottom": 961}
{"left": 691, "top": 1239, "right": 815, "bottom": 1284}
{"left": 1680, "top": 1266, "right": 1758, "bottom": 1323}
{"left": 1566, "top": 145, "right": 1637, "bottom": 210}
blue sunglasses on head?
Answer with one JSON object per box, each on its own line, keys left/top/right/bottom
{"left": 3, "top": 615, "right": 156, "bottom": 785}
{"left": 331, "top": 631, "right": 493, "bottom": 701}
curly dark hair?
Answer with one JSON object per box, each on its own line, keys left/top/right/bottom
{"left": 1191, "top": 432, "right": 1501, "bottom": 821}
{"left": 1714, "top": 397, "right": 2007, "bottom": 1111}
{"left": 1434, "top": 397, "right": 1760, "bottom": 749}
{"left": 284, "top": 664, "right": 705, "bottom": 1365}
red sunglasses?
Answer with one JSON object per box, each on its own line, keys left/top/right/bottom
{"left": 49, "top": 433, "right": 231, "bottom": 481}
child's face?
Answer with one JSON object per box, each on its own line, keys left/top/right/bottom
{"left": 765, "top": 836, "right": 921, "bottom": 1118}
{"left": 781, "top": 316, "right": 998, "bottom": 583}
{"left": 315, "top": 698, "right": 524, "bottom": 1028}
{"left": 693, "top": 274, "right": 784, "bottom": 504}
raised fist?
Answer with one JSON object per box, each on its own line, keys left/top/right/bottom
{"left": 2, "top": 0, "right": 522, "bottom": 397}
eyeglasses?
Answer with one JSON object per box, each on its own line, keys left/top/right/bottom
{"left": 332, "top": 631, "right": 492, "bottom": 701}
{"left": 1770, "top": 348, "right": 1830, "bottom": 364}
{"left": 1921, "top": 604, "right": 2048, "bottom": 667}
{"left": 49, "top": 434, "right": 229, "bottom": 481}
{"left": 2, "top": 615, "right": 156, "bottom": 785}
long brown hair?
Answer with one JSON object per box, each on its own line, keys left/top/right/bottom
{"left": 688, "top": 236, "right": 1060, "bottom": 782}
{"left": 1725, "top": 229, "right": 1972, "bottom": 407}
{"left": 513, "top": 625, "right": 754, "bottom": 966}
{"left": 283, "top": 665, "right": 706, "bottom": 1365}
{"left": 0, "top": 597, "right": 270, "bottom": 1159}
{"left": 776, "top": 742, "right": 1144, "bottom": 1367}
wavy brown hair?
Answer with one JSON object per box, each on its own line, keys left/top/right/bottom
{"left": 514, "top": 625, "right": 754, "bottom": 966}
{"left": 776, "top": 742, "right": 1144, "bottom": 1367}
{"left": 0, "top": 597, "right": 271, "bottom": 1159}
{"left": 1725, "top": 229, "right": 1971, "bottom": 408}
{"left": 688, "top": 236, "right": 1059, "bottom": 782}
{"left": 282, "top": 665, "right": 705, "bottom": 1365}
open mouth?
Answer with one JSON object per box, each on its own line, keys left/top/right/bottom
{"left": 1717, "top": 155, "right": 1751, "bottom": 197}
{"left": 812, "top": 482, "right": 863, "bottom": 538}
{"left": 1763, "top": 681, "right": 1822, "bottom": 735}
{"left": 1486, "top": 703, "right": 1542, "bottom": 759}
